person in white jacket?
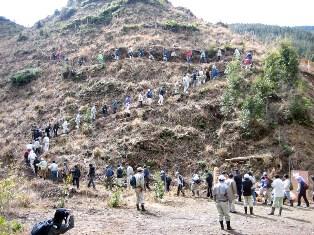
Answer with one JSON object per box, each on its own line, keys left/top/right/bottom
{"left": 43, "top": 135, "right": 50, "bottom": 153}
{"left": 126, "top": 163, "right": 134, "bottom": 189}
{"left": 75, "top": 113, "right": 81, "bottom": 129}
{"left": 36, "top": 158, "right": 48, "bottom": 179}
{"left": 28, "top": 150, "right": 37, "bottom": 174}
{"left": 269, "top": 175, "right": 285, "bottom": 216}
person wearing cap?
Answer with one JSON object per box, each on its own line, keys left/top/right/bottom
{"left": 242, "top": 174, "right": 254, "bottom": 215}
{"left": 268, "top": 175, "right": 285, "bottom": 216}
{"left": 296, "top": 176, "right": 310, "bottom": 207}
{"left": 260, "top": 172, "right": 272, "bottom": 205}
{"left": 143, "top": 165, "right": 151, "bottom": 190}
{"left": 213, "top": 175, "right": 233, "bottom": 230}
{"left": 175, "top": 172, "right": 185, "bottom": 196}
{"left": 126, "top": 163, "right": 134, "bottom": 189}
{"left": 134, "top": 167, "right": 145, "bottom": 211}
{"left": 226, "top": 174, "right": 238, "bottom": 213}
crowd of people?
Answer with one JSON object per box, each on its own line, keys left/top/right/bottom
{"left": 24, "top": 134, "right": 313, "bottom": 232}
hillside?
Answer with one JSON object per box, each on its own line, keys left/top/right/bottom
{"left": 0, "top": 1, "right": 314, "bottom": 233}
{"left": 0, "top": 16, "right": 24, "bottom": 38}
{"left": 229, "top": 23, "right": 314, "bottom": 61}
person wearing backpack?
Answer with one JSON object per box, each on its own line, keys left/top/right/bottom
{"left": 71, "top": 165, "right": 81, "bottom": 189}
{"left": 105, "top": 165, "right": 114, "bottom": 190}
{"left": 87, "top": 164, "right": 96, "bottom": 189}
{"left": 31, "top": 208, "right": 74, "bottom": 235}
{"left": 205, "top": 170, "right": 213, "bottom": 198}
{"left": 226, "top": 174, "right": 238, "bottom": 213}
{"left": 175, "top": 172, "right": 185, "bottom": 196}
{"left": 134, "top": 167, "right": 145, "bottom": 211}
{"left": 296, "top": 176, "right": 310, "bottom": 208}
{"left": 213, "top": 175, "right": 233, "bottom": 231}
{"left": 191, "top": 173, "right": 201, "bottom": 197}
{"left": 143, "top": 165, "right": 151, "bottom": 190}
{"left": 116, "top": 165, "right": 124, "bottom": 187}
{"left": 283, "top": 174, "right": 293, "bottom": 207}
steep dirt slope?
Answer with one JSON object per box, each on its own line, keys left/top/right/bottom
{"left": 0, "top": 0, "right": 313, "bottom": 177}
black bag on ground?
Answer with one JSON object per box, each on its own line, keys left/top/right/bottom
{"left": 31, "top": 219, "right": 54, "bottom": 235}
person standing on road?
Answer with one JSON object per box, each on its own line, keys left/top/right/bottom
{"left": 269, "top": 175, "right": 285, "bottom": 216}
{"left": 176, "top": 171, "right": 185, "bottom": 196}
{"left": 234, "top": 170, "right": 242, "bottom": 202}
{"left": 116, "top": 165, "right": 124, "bottom": 187}
{"left": 296, "top": 176, "right": 310, "bottom": 207}
{"left": 87, "top": 164, "right": 96, "bottom": 189}
{"left": 143, "top": 165, "right": 151, "bottom": 190}
{"left": 105, "top": 165, "right": 114, "bottom": 190}
{"left": 205, "top": 170, "right": 213, "bottom": 199}
{"left": 242, "top": 174, "right": 254, "bottom": 215}
{"left": 226, "top": 174, "right": 238, "bottom": 213}
{"left": 134, "top": 167, "right": 146, "bottom": 211}
{"left": 213, "top": 175, "right": 233, "bottom": 231}
{"left": 126, "top": 163, "right": 134, "bottom": 189}
{"left": 283, "top": 174, "right": 293, "bottom": 206}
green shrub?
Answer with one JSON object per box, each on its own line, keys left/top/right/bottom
{"left": 264, "top": 40, "right": 299, "bottom": 86}
{"left": 154, "top": 174, "right": 164, "bottom": 200}
{"left": 162, "top": 20, "right": 199, "bottom": 32}
{"left": 0, "top": 216, "right": 23, "bottom": 234}
{"left": 107, "top": 190, "right": 122, "bottom": 208}
{"left": 122, "top": 24, "right": 141, "bottom": 33}
{"left": 0, "top": 178, "right": 16, "bottom": 213}
{"left": 289, "top": 95, "right": 312, "bottom": 124}
{"left": 240, "top": 94, "right": 265, "bottom": 129}
{"left": 10, "top": 68, "right": 41, "bottom": 86}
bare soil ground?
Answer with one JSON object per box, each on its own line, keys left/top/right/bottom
{"left": 17, "top": 182, "right": 314, "bottom": 235}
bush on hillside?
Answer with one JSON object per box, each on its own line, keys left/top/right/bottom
{"left": 16, "top": 33, "right": 28, "bottom": 42}
{"left": 162, "top": 20, "right": 199, "bottom": 33}
{"left": 288, "top": 95, "right": 312, "bottom": 124}
{"left": 0, "top": 217, "right": 23, "bottom": 235}
{"left": 107, "top": 190, "right": 122, "bottom": 208}
{"left": 10, "top": 68, "right": 41, "bottom": 86}
{"left": 0, "top": 178, "right": 16, "bottom": 214}
{"left": 264, "top": 41, "right": 299, "bottom": 86}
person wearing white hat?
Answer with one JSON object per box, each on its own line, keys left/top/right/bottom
{"left": 134, "top": 167, "right": 145, "bottom": 211}
{"left": 269, "top": 175, "right": 285, "bottom": 216}
{"left": 213, "top": 175, "right": 233, "bottom": 230}
{"left": 242, "top": 174, "right": 254, "bottom": 215}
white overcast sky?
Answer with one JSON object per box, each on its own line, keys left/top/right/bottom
{"left": 0, "top": 0, "right": 313, "bottom": 27}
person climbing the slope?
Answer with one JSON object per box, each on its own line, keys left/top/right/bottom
{"left": 182, "top": 73, "right": 190, "bottom": 94}
{"left": 43, "top": 134, "right": 50, "bottom": 153}
{"left": 200, "top": 50, "right": 207, "bottom": 63}
{"left": 49, "top": 161, "right": 59, "bottom": 183}
{"left": 186, "top": 50, "right": 192, "bottom": 63}
{"left": 217, "top": 48, "right": 222, "bottom": 61}
{"left": 158, "top": 87, "right": 165, "bottom": 106}
{"left": 138, "top": 91, "right": 144, "bottom": 108}
{"left": 71, "top": 165, "right": 81, "bottom": 190}
{"left": 75, "top": 112, "right": 81, "bottom": 129}
{"left": 62, "top": 120, "right": 69, "bottom": 134}
{"left": 91, "top": 105, "right": 97, "bottom": 121}
{"left": 146, "top": 89, "right": 153, "bottom": 106}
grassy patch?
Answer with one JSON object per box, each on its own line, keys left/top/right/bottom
{"left": 10, "top": 68, "right": 41, "bottom": 86}
{"left": 162, "top": 20, "right": 199, "bottom": 33}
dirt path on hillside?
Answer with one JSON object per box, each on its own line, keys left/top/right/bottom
{"left": 18, "top": 188, "right": 314, "bottom": 235}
